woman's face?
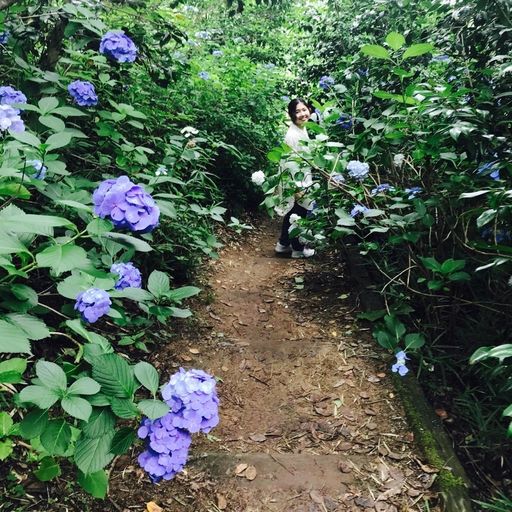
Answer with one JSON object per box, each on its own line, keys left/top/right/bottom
{"left": 294, "top": 102, "right": 311, "bottom": 126}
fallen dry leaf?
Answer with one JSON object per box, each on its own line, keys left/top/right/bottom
{"left": 216, "top": 494, "right": 227, "bottom": 510}
{"left": 234, "top": 463, "right": 248, "bottom": 475}
{"left": 338, "top": 461, "right": 352, "bottom": 473}
{"left": 249, "top": 433, "right": 267, "bottom": 442}
{"left": 188, "top": 348, "right": 200, "bottom": 354}
{"left": 180, "top": 354, "right": 192, "bottom": 362}
{"left": 146, "top": 502, "right": 163, "bottom": 512}
{"left": 309, "top": 490, "right": 325, "bottom": 505}
{"left": 245, "top": 465, "right": 257, "bottom": 481}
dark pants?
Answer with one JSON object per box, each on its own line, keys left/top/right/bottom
{"left": 279, "top": 203, "right": 308, "bottom": 251}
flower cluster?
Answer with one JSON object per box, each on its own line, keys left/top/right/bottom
{"left": 392, "top": 351, "right": 409, "bottom": 376}
{"left": 162, "top": 368, "right": 219, "bottom": 434}
{"left": 318, "top": 75, "right": 335, "bottom": 91}
{"left": 371, "top": 183, "right": 395, "bottom": 196}
{"left": 27, "top": 159, "right": 47, "bottom": 180}
{"left": 335, "top": 114, "right": 352, "bottom": 130}
{"left": 477, "top": 161, "right": 500, "bottom": 181}
{"left": 99, "top": 31, "right": 137, "bottom": 63}
{"left": 404, "top": 187, "right": 422, "bottom": 199}
{"left": 330, "top": 173, "right": 345, "bottom": 184}
{"left": 393, "top": 153, "right": 405, "bottom": 167}
{"left": 195, "top": 30, "right": 211, "bottom": 39}
{"left": 137, "top": 416, "right": 192, "bottom": 482}
{"left": 0, "top": 86, "right": 27, "bottom": 111}
{"left": 212, "top": 50, "right": 223, "bottom": 57}
{"left": 251, "top": 171, "right": 265, "bottom": 186}
{"left": 480, "top": 227, "right": 511, "bottom": 244}
{"left": 155, "top": 166, "right": 168, "bottom": 176}
{"left": 198, "top": 71, "right": 210, "bottom": 80}
{"left": 347, "top": 160, "right": 369, "bottom": 181}
{"left": 183, "top": 4, "right": 199, "bottom": 12}
{"left": 93, "top": 175, "right": 160, "bottom": 233}
{"left": 110, "top": 262, "right": 142, "bottom": 290}
{"left": 0, "top": 31, "right": 10, "bottom": 45}
{"left": 74, "top": 288, "right": 111, "bottom": 323}
{"left": 350, "top": 204, "right": 369, "bottom": 217}
{"left": 264, "top": 63, "right": 276, "bottom": 70}
{"left": 0, "top": 105, "right": 24, "bottom": 133}
{"left": 67, "top": 80, "right": 98, "bottom": 107}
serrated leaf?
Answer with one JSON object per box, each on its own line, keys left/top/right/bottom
{"left": 101, "top": 232, "right": 152, "bottom": 252}
{"left": 36, "top": 360, "right": 67, "bottom": 392}
{"left": 110, "top": 397, "right": 139, "bottom": 418}
{"left": 82, "top": 408, "right": 116, "bottom": 438}
{"left": 74, "top": 432, "right": 115, "bottom": 474}
{"left": 386, "top": 32, "right": 405, "bottom": 50}
{"left": 11, "top": 131, "right": 42, "bottom": 147}
{"left": 134, "top": 362, "right": 159, "bottom": 394}
{"left": 68, "top": 377, "right": 101, "bottom": 396}
{"left": 40, "top": 419, "right": 71, "bottom": 456}
{"left": 0, "top": 412, "right": 13, "bottom": 437}
{"left": 110, "top": 427, "right": 136, "bottom": 455}
{"left": 36, "top": 244, "right": 90, "bottom": 275}
{"left": 19, "top": 385, "right": 60, "bottom": 408}
{"left": 5, "top": 314, "right": 50, "bottom": 340}
{"left": 0, "top": 357, "right": 27, "bottom": 384}
{"left": 402, "top": 43, "right": 434, "bottom": 59}
{"left": 35, "top": 457, "right": 61, "bottom": 481}
{"left": 19, "top": 409, "right": 49, "bottom": 439}
{"left": 78, "top": 470, "right": 108, "bottom": 499}
{"left": 2, "top": 214, "right": 75, "bottom": 236}
{"left": 147, "top": 270, "right": 170, "bottom": 298}
{"left": 0, "top": 320, "right": 31, "bottom": 354}
{"left": 361, "top": 44, "right": 390, "bottom": 60}
{"left": 62, "top": 395, "right": 92, "bottom": 421}
{"left": 92, "top": 354, "right": 135, "bottom": 398}
{"left": 137, "top": 399, "right": 169, "bottom": 419}
{"left": 0, "top": 230, "right": 29, "bottom": 255}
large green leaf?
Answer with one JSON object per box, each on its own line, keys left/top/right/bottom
{"left": 134, "top": 361, "right": 159, "bottom": 394}
{"left": 3, "top": 214, "right": 75, "bottom": 236}
{"left": 0, "top": 357, "right": 27, "bottom": 383}
{"left": 62, "top": 396, "right": 92, "bottom": 421}
{"left": 82, "top": 408, "right": 116, "bottom": 438}
{"left": 0, "top": 183, "right": 30, "bottom": 199}
{"left": 78, "top": 470, "right": 108, "bottom": 498}
{"left": 91, "top": 354, "right": 135, "bottom": 398}
{"left": 40, "top": 419, "right": 71, "bottom": 456}
{"left": 19, "top": 409, "right": 49, "bottom": 439}
{"left": 0, "top": 230, "right": 28, "bottom": 255}
{"left": 360, "top": 44, "right": 390, "bottom": 59}
{"left": 19, "top": 385, "right": 60, "bottom": 409}
{"left": 5, "top": 314, "right": 50, "bottom": 340}
{"left": 39, "top": 115, "right": 65, "bottom": 132}
{"left": 38, "top": 97, "right": 59, "bottom": 115}
{"left": 0, "top": 439, "right": 13, "bottom": 460}
{"left": 110, "top": 427, "right": 136, "bottom": 455}
{"left": 68, "top": 377, "right": 101, "bottom": 396}
{"left": 0, "top": 319, "right": 31, "bottom": 354}
{"left": 137, "top": 399, "right": 169, "bottom": 419}
{"left": 101, "top": 232, "right": 153, "bottom": 252}
{"left": 0, "top": 411, "right": 13, "bottom": 437}
{"left": 402, "top": 43, "right": 434, "bottom": 59}
{"left": 74, "top": 432, "right": 115, "bottom": 474}
{"left": 36, "top": 244, "right": 90, "bottom": 275}
{"left": 386, "top": 32, "right": 405, "bottom": 50}
{"left": 45, "top": 131, "right": 72, "bottom": 151}
{"left": 35, "top": 457, "right": 61, "bottom": 481}
{"left": 36, "top": 360, "right": 67, "bottom": 392}
{"left": 147, "top": 270, "right": 170, "bottom": 298}
{"left": 110, "top": 397, "right": 139, "bottom": 418}
{"left": 11, "top": 131, "right": 42, "bottom": 147}
{"left": 165, "top": 286, "right": 201, "bottom": 303}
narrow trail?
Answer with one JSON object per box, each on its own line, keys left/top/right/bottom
{"left": 107, "top": 220, "right": 439, "bottom": 512}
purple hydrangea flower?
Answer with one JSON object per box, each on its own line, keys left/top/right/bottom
{"left": 162, "top": 368, "right": 219, "bottom": 434}
{"left": 137, "top": 416, "right": 191, "bottom": 482}
{"left": 335, "top": 114, "right": 352, "bottom": 129}
{"left": 476, "top": 161, "right": 500, "bottom": 181}
{"left": 404, "top": 186, "right": 422, "bottom": 199}
{"left": 350, "top": 204, "right": 369, "bottom": 217}
{"left": 67, "top": 80, "right": 98, "bottom": 107}
{"left": 99, "top": 31, "right": 137, "bottom": 63}
{"left": 391, "top": 351, "right": 409, "bottom": 376}
{"left": 371, "top": 183, "right": 395, "bottom": 196}
{"left": 93, "top": 175, "right": 160, "bottom": 233}
{"left": 74, "top": 288, "right": 111, "bottom": 323}
{"left": 0, "top": 86, "right": 27, "bottom": 112}
{"left": 319, "top": 75, "right": 335, "bottom": 91}
{"left": 0, "top": 31, "right": 10, "bottom": 45}
{"left": 27, "top": 159, "right": 47, "bottom": 180}
{"left": 0, "top": 105, "right": 24, "bottom": 133}
{"left": 110, "top": 262, "right": 142, "bottom": 290}
{"left": 347, "top": 160, "right": 369, "bottom": 181}
{"left": 198, "top": 71, "right": 210, "bottom": 80}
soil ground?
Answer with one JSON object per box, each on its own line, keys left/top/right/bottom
{"left": 101, "top": 220, "right": 441, "bottom": 512}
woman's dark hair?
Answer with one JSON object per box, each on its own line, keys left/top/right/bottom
{"left": 287, "top": 98, "right": 310, "bottom": 124}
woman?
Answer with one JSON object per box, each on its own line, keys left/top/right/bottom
{"left": 275, "top": 98, "right": 315, "bottom": 258}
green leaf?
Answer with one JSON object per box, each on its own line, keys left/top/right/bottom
{"left": 110, "top": 287, "right": 153, "bottom": 301}
{"left": 0, "top": 412, "right": 13, "bottom": 437}
{"left": 19, "top": 409, "right": 49, "bottom": 439}
{"left": 147, "top": 270, "right": 170, "bottom": 298}
{"left": 39, "top": 115, "right": 65, "bottom": 132}
{"left": 19, "top": 385, "right": 59, "bottom": 409}
{"left": 36, "top": 360, "right": 67, "bottom": 392}
{"left": 2, "top": 213, "right": 74, "bottom": 236}
{"left": 87, "top": 218, "right": 113, "bottom": 236}
{"left": 36, "top": 244, "right": 90, "bottom": 275}
{"left": 40, "top": 419, "right": 71, "bottom": 456}
{"left": 0, "top": 439, "right": 13, "bottom": 460}
{"left": 502, "top": 405, "right": 512, "bottom": 418}
{"left": 448, "top": 271, "right": 471, "bottom": 282}
{"left": 92, "top": 354, "right": 135, "bottom": 398}
{"left": 0, "top": 357, "right": 27, "bottom": 383}
{"left": 62, "top": 395, "right": 92, "bottom": 421}
{"left": 0, "top": 230, "right": 29, "bottom": 255}
{"left": 45, "top": 131, "right": 73, "bottom": 151}
{"left": 386, "top": 32, "right": 405, "bottom": 50}
{"left": 11, "top": 131, "right": 42, "bottom": 147}
{"left": 75, "top": 432, "right": 115, "bottom": 474}
{"left": 101, "top": 232, "right": 153, "bottom": 252}
{"left": 110, "top": 397, "right": 139, "bottom": 418}
{"left": 137, "top": 399, "right": 169, "bottom": 419}
{"left": 404, "top": 333, "right": 426, "bottom": 350}
{"left": 78, "top": 470, "right": 108, "bottom": 499}
{"left": 360, "top": 44, "right": 390, "bottom": 60}
{"left": 134, "top": 362, "right": 159, "bottom": 394}
{"left": 5, "top": 314, "right": 50, "bottom": 340}
{"left": 35, "top": 457, "right": 61, "bottom": 481}
{"left": 52, "top": 106, "right": 88, "bottom": 117}
{"left": 68, "top": 377, "right": 101, "bottom": 396}
{"left": 0, "top": 183, "right": 30, "bottom": 199}
{"left": 110, "top": 427, "right": 136, "bottom": 455}
{"left": 374, "top": 329, "right": 396, "bottom": 350}
{"left": 384, "top": 315, "right": 406, "bottom": 341}
{"left": 82, "top": 408, "right": 115, "bottom": 438}
{"left": 38, "top": 97, "right": 59, "bottom": 115}
{"left": 476, "top": 209, "right": 497, "bottom": 228}
{"left": 402, "top": 43, "right": 434, "bottom": 59}
{"left": 440, "top": 259, "right": 466, "bottom": 274}
{"left": 165, "top": 286, "right": 201, "bottom": 303}
{"left": 420, "top": 256, "right": 442, "bottom": 272}
{"left": 0, "top": 320, "right": 31, "bottom": 354}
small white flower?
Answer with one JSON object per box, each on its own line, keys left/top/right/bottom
{"left": 180, "top": 126, "right": 199, "bottom": 138}
{"left": 156, "top": 166, "right": 168, "bottom": 176}
{"left": 251, "top": 171, "right": 265, "bottom": 186}
{"left": 393, "top": 153, "right": 405, "bottom": 167}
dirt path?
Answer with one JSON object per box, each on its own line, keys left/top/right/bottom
{"left": 107, "top": 221, "right": 439, "bottom": 512}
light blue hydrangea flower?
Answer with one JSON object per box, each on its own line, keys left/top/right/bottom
{"left": 110, "top": 262, "right": 142, "bottom": 290}
{"left": 0, "top": 31, "right": 10, "bottom": 45}
{"left": 318, "top": 75, "right": 335, "bottom": 90}
{"left": 67, "top": 80, "right": 98, "bottom": 107}
{"left": 74, "top": 288, "right": 111, "bottom": 323}
{"left": 371, "top": 183, "right": 395, "bottom": 196}
{"left": 27, "top": 159, "right": 47, "bottom": 180}
{"left": 99, "top": 31, "right": 137, "bottom": 63}
{"left": 350, "top": 204, "right": 369, "bottom": 217}
{"left": 477, "top": 161, "right": 500, "bottom": 181}
{"left": 0, "top": 105, "right": 24, "bottom": 133}
{"left": 404, "top": 187, "right": 423, "bottom": 199}
{"left": 391, "top": 351, "right": 409, "bottom": 376}
{"left": 347, "top": 160, "right": 369, "bottom": 181}
{"left": 198, "top": 71, "right": 210, "bottom": 80}
{"left": 0, "top": 86, "right": 27, "bottom": 112}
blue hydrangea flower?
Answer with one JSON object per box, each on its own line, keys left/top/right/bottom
{"left": 335, "top": 114, "right": 352, "bottom": 129}
{"left": 371, "top": 183, "right": 395, "bottom": 196}
{"left": 281, "top": 95, "right": 290, "bottom": 102}
{"left": 0, "top": 31, "right": 10, "bottom": 45}
{"left": 67, "top": 80, "right": 98, "bottom": 107}
{"left": 110, "top": 262, "right": 142, "bottom": 290}
{"left": 347, "top": 160, "right": 369, "bottom": 181}
{"left": 27, "top": 159, "right": 47, "bottom": 180}
{"left": 212, "top": 50, "right": 223, "bottom": 57}
{"left": 431, "top": 55, "right": 450, "bottom": 63}
{"left": 198, "top": 71, "right": 210, "bottom": 80}
{"left": 93, "top": 175, "right": 160, "bottom": 233}
{"left": 74, "top": 288, "right": 111, "bottom": 323}
{"left": 318, "top": 75, "right": 335, "bottom": 91}
{"left": 476, "top": 161, "right": 500, "bottom": 181}
{"left": 404, "top": 187, "right": 423, "bottom": 199}
{"left": 264, "top": 63, "right": 276, "bottom": 70}
{"left": 99, "top": 31, "right": 137, "bottom": 63}
{"left": 480, "top": 227, "right": 511, "bottom": 244}
{"left": 183, "top": 4, "right": 199, "bottom": 12}
{"left": 0, "top": 105, "right": 24, "bottom": 133}
{"left": 350, "top": 204, "right": 369, "bottom": 217}
{"left": 162, "top": 368, "right": 219, "bottom": 434}
{"left": 195, "top": 30, "right": 211, "bottom": 39}
{"left": 392, "top": 351, "right": 409, "bottom": 376}
{"left": 0, "top": 86, "right": 27, "bottom": 112}
{"left": 330, "top": 173, "right": 345, "bottom": 184}
{"left": 137, "top": 416, "right": 191, "bottom": 482}
{"left": 357, "top": 68, "right": 369, "bottom": 78}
